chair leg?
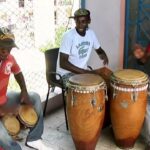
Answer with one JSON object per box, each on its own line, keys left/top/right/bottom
{"left": 62, "top": 87, "right": 69, "bottom": 130}
{"left": 43, "top": 85, "right": 51, "bottom": 117}
{"left": 51, "top": 86, "right": 55, "bottom": 92}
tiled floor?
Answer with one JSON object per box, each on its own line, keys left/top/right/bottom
{"left": 19, "top": 108, "right": 145, "bottom": 150}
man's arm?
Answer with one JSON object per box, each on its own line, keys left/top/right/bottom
{"left": 60, "top": 52, "right": 90, "bottom": 74}
{"left": 14, "top": 72, "right": 27, "bottom": 91}
{"left": 14, "top": 72, "right": 32, "bottom": 105}
{"left": 95, "top": 47, "right": 109, "bottom": 65}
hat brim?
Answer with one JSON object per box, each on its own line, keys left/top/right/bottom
{"left": 0, "top": 40, "right": 18, "bottom": 49}
{"left": 69, "top": 16, "right": 75, "bottom": 18}
{"left": 69, "top": 15, "right": 89, "bottom": 19}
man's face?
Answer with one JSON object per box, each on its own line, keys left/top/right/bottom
{"left": 0, "top": 47, "right": 12, "bottom": 61}
{"left": 133, "top": 48, "right": 145, "bottom": 59}
{"left": 75, "top": 16, "right": 89, "bottom": 32}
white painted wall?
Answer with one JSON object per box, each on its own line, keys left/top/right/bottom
{"left": 86, "top": 0, "right": 124, "bottom": 71}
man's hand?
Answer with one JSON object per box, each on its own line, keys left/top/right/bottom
{"left": 96, "top": 47, "right": 109, "bottom": 65}
{"left": 99, "top": 53, "right": 109, "bottom": 65}
{"left": 20, "top": 90, "right": 32, "bottom": 106}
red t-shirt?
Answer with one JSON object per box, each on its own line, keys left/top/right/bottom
{"left": 0, "top": 54, "right": 21, "bottom": 105}
{"left": 146, "top": 43, "right": 150, "bottom": 53}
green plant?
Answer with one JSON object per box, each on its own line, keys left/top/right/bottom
{"left": 39, "top": 26, "right": 66, "bottom": 52}
{"left": 55, "top": 26, "right": 66, "bottom": 47}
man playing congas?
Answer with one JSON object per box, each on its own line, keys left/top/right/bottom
{"left": 0, "top": 27, "right": 52, "bottom": 150}
{"left": 56, "top": 8, "right": 109, "bottom": 84}
{"left": 56, "top": 8, "right": 109, "bottom": 150}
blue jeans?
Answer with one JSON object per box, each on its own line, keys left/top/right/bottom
{"left": 0, "top": 91, "right": 44, "bottom": 150}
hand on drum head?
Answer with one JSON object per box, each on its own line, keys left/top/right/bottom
{"left": 0, "top": 104, "right": 19, "bottom": 117}
{"left": 95, "top": 67, "right": 113, "bottom": 80}
{"left": 94, "top": 67, "right": 113, "bottom": 88}
{"left": 20, "top": 90, "right": 33, "bottom": 106}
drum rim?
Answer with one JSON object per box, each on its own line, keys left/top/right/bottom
{"left": 111, "top": 69, "right": 149, "bottom": 86}
{"left": 110, "top": 77, "right": 149, "bottom": 86}
{"left": 68, "top": 73, "right": 105, "bottom": 86}
{"left": 18, "top": 105, "right": 38, "bottom": 127}
{"left": 18, "top": 115, "right": 36, "bottom": 127}
{"left": 66, "top": 81, "right": 106, "bottom": 93}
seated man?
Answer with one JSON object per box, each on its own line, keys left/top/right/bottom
{"left": 128, "top": 43, "right": 150, "bottom": 75}
{"left": 0, "top": 27, "right": 52, "bottom": 150}
{"left": 56, "top": 8, "right": 109, "bottom": 84}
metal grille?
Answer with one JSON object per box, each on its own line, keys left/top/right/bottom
{"left": 0, "top": 0, "right": 79, "bottom": 98}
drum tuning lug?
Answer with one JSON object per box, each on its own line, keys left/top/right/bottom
{"left": 71, "top": 91, "right": 76, "bottom": 106}
{"left": 97, "top": 106, "right": 103, "bottom": 112}
{"left": 131, "top": 91, "right": 138, "bottom": 102}
{"left": 91, "top": 99, "right": 96, "bottom": 107}
{"left": 105, "top": 95, "right": 108, "bottom": 101}
{"left": 113, "top": 88, "right": 117, "bottom": 99}
{"left": 104, "top": 88, "right": 108, "bottom": 101}
{"left": 113, "top": 93, "right": 116, "bottom": 99}
{"left": 64, "top": 91, "right": 67, "bottom": 96}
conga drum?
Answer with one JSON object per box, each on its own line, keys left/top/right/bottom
{"left": 110, "top": 69, "right": 148, "bottom": 148}
{"left": 18, "top": 105, "right": 38, "bottom": 128}
{"left": 95, "top": 67, "right": 113, "bottom": 128}
{"left": 2, "top": 115, "right": 20, "bottom": 136}
{"left": 66, "top": 74, "right": 107, "bottom": 150}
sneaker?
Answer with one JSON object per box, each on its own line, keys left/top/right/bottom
{"left": 26, "top": 139, "right": 53, "bottom": 150}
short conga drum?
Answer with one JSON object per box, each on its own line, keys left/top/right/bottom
{"left": 66, "top": 74, "right": 107, "bottom": 150}
{"left": 110, "top": 69, "right": 148, "bottom": 148}
{"left": 2, "top": 115, "right": 20, "bottom": 136}
{"left": 18, "top": 105, "right": 38, "bottom": 128}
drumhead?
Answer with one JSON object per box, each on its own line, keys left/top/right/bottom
{"left": 2, "top": 115, "right": 20, "bottom": 136}
{"left": 111, "top": 69, "right": 148, "bottom": 85}
{"left": 18, "top": 105, "right": 38, "bottom": 127}
{"left": 68, "top": 74, "right": 104, "bottom": 86}
{"left": 67, "top": 74, "right": 106, "bottom": 93}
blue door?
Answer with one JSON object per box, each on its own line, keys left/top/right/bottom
{"left": 124, "top": 0, "right": 150, "bottom": 67}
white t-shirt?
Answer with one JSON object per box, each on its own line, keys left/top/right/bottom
{"left": 57, "top": 28, "right": 100, "bottom": 76}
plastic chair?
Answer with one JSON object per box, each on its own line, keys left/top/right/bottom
{"left": 43, "top": 48, "right": 68, "bottom": 130}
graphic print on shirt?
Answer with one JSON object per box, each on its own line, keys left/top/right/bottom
{"left": 4, "top": 62, "right": 12, "bottom": 75}
{"left": 76, "top": 41, "right": 90, "bottom": 59}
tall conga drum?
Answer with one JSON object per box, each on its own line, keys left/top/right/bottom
{"left": 66, "top": 74, "right": 107, "bottom": 150}
{"left": 110, "top": 69, "right": 148, "bottom": 148}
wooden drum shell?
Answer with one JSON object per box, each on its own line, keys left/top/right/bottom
{"left": 110, "top": 69, "right": 148, "bottom": 149}
{"left": 67, "top": 87, "right": 105, "bottom": 150}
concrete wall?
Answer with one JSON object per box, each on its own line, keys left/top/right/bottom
{"left": 85, "top": 0, "right": 125, "bottom": 71}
